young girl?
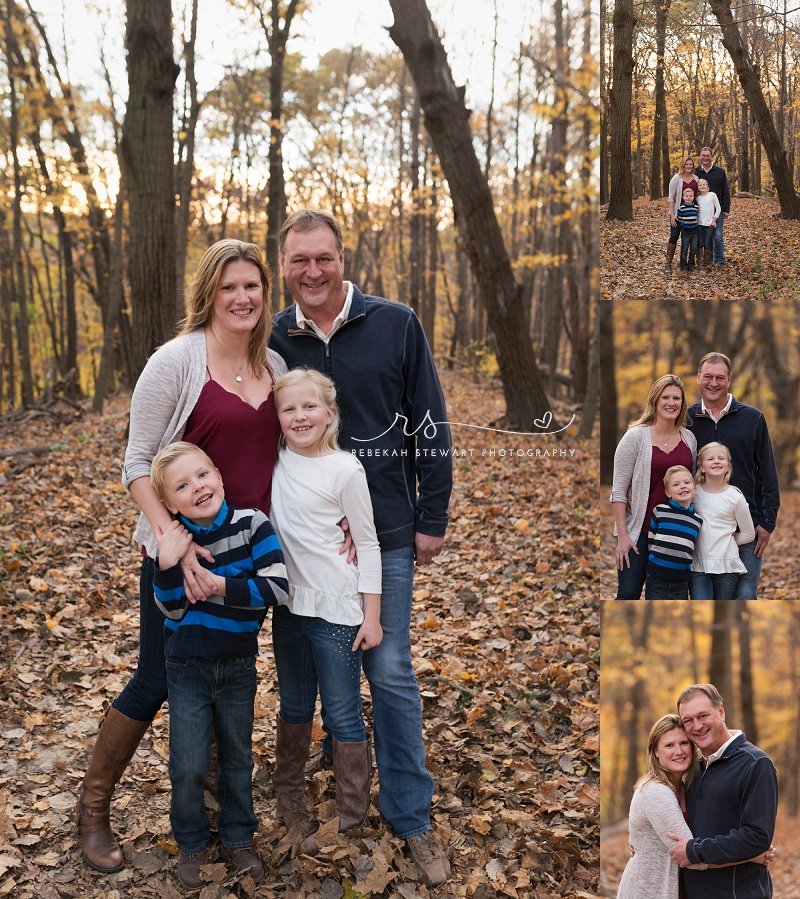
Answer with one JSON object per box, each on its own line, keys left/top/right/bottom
{"left": 690, "top": 442, "right": 755, "bottom": 599}
{"left": 695, "top": 179, "right": 721, "bottom": 271}
{"left": 269, "top": 368, "right": 382, "bottom": 848}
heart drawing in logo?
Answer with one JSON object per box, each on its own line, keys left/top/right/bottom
{"left": 533, "top": 411, "right": 553, "bottom": 430}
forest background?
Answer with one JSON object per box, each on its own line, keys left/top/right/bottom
{"left": 1, "top": 0, "right": 598, "bottom": 435}
{"left": 600, "top": 0, "right": 800, "bottom": 297}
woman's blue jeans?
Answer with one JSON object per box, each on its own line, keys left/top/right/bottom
{"left": 166, "top": 655, "right": 258, "bottom": 852}
{"left": 113, "top": 556, "right": 169, "bottom": 721}
{"left": 272, "top": 605, "right": 366, "bottom": 743}
{"left": 615, "top": 531, "right": 649, "bottom": 600}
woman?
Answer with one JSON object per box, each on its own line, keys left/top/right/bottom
{"left": 75, "top": 240, "right": 287, "bottom": 875}
{"left": 665, "top": 157, "right": 698, "bottom": 274}
{"left": 611, "top": 374, "right": 696, "bottom": 600}
{"left": 616, "top": 715, "right": 772, "bottom": 899}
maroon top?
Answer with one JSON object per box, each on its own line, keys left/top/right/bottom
{"left": 645, "top": 440, "right": 694, "bottom": 528}
{"left": 679, "top": 176, "right": 698, "bottom": 201}
{"left": 183, "top": 378, "right": 280, "bottom": 515}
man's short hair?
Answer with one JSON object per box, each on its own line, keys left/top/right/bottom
{"left": 280, "top": 209, "right": 344, "bottom": 255}
{"left": 697, "top": 352, "right": 732, "bottom": 376}
{"left": 677, "top": 683, "right": 724, "bottom": 712}
{"left": 700, "top": 146, "right": 713, "bottom": 156}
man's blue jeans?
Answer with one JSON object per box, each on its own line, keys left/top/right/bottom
{"left": 712, "top": 214, "right": 725, "bottom": 265}
{"left": 272, "top": 605, "right": 366, "bottom": 743}
{"left": 113, "top": 556, "right": 169, "bottom": 722}
{"left": 324, "top": 545, "right": 433, "bottom": 839}
{"left": 733, "top": 540, "right": 761, "bottom": 599}
{"left": 166, "top": 655, "right": 258, "bottom": 852}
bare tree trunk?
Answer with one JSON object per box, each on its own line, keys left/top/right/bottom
{"left": 175, "top": 0, "right": 200, "bottom": 319}
{"left": 423, "top": 154, "right": 438, "bottom": 347}
{"left": 258, "top": 0, "right": 299, "bottom": 310}
{"left": 599, "top": 301, "right": 617, "bottom": 483}
{"left": 606, "top": 0, "right": 635, "bottom": 220}
{"left": 736, "top": 603, "right": 757, "bottom": 743}
{"left": 649, "top": 0, "right": 670, "bottom": 199}
{"left": 709, "top": 602, "right": 734, "bottom": 714}
{"left": 121, "top": 0, "right": 179, "bottom": 378}
{"left": 388, "top": 0, "right": 551, "bottom": 429}
{"left": 409, "top": 90, "right": 423, "bottom": 317}
{"left": 709, "top": 0, "right": 800, "bottom": 217}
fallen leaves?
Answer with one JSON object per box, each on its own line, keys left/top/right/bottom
{"left": 0, "top": 376, "right": 599, "bottom": 897}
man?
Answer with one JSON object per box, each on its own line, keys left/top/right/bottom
{"left": 696, "top": 147, "right": 731, "bottom": 268}
{"left": 269, "top": 209, "right": 452, "bottom": 886}
{"left": 668, "top": 684, "right": 777, "bottom": 899}
{"left": 688, "top": 352, "right": 779, "bottom": 598}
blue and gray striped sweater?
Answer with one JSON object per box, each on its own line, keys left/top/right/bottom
{"left": 153, "top": 501, "right": 288, "bottom": 659}
{"left": 646, "top": 499, "right": 703, "bottom": 583}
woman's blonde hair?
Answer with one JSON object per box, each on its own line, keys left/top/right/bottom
{"left": 695, "top": 442, "right": 732, "bottom": 485}
{"left": 635, "top": 714, "right": 696, "bottom": 794}
{"left": 681, "top": 156, "right": 695, "bottom": 173}
{"left": 273, "top": 368, "right": 341, "bottom": 454}
{"left": 180, "top": 239, "right": 274, "bottom": 376}
{"left": 630, "top": 374, "right": 690, "bottom": 430}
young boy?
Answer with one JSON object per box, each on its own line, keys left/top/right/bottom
{"left": 675, "top": 186, "right": 700, "bottom": 273}
{"left": 150, "top": 442, "right": 288, "bottom": 890}
{"left": 695, "top": 178, "right": 721, "bottom": 271}
{"left": 645, "top": 465, "right": 703, "bottom": 599}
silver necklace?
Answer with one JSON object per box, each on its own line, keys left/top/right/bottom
{"left": 209, "top": 328, "right": 245, "bottom": 382}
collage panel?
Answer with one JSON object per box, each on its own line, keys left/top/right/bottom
{"left": 599, "top": 299, "right": 797, "bottom": 600}
{"left": 600, "top": 600, "right": 800, "bottom": 897}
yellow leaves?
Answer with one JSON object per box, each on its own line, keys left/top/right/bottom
{"left": 418, "top": 612, "right": 443, "bottom": 629}
{"left": 24, "top": 714, "right": 48, "bottom": 731}
{"left": 157, "top": 838, "right": 179, "bottom": 856}
{"left": 28, "top": 577, "right": 48, "bottom": 593}
{"left": 513, "top": 518, "right": 529, "bottom": 532}
{"left": 465, "top": 707, "right": 485, "bottom": 726}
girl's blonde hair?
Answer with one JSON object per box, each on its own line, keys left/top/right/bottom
{"left": 150, "top": 441, "right": 218, "bottom": 502}
{"left": 630, "top": 374, "right": 690, "bottom": 430}
{"left": 180, "top": 239, "right": 274, "bottom": 377}
{"left": 635, "top": 714, "right": 696, "bottom": 794}
{"left": 695, "top": 442, "right": 732, "bottom": 485}
{"left": 273, "top": 368, "right": 341, "bottom": 454}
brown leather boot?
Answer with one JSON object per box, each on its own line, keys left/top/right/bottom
{"left": 331, "top": 737, "right": 371, "bottom": 832}
{"left": 75, "top": 707, "right": 151, "bottom": 872}
{"left": 665, "top": 242, "right": 676, "bottom": 275}
{"left": 301, "top": 737, "right": 371, "bottom": 855}
{"left": 273, "top": 717, "right": 313, "bottom": 822}
{"left": 697, "top": 248, "right": 705, "bottom": 271}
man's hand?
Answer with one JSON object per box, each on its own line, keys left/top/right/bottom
{"left": 415, "top": 533, "right": 444, "bottom": 565}
{"left": 667, "top": 833, "right": 690, "bottom": 867}
{"left": 754, "top": 524, "right": 771, "bottom": 558}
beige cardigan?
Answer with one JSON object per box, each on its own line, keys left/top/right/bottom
{"left": 611, "top": 424, "right": 697, "bottom": 544}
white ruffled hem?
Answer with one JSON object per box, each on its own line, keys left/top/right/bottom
{"left": 691, "top": 558, "right": 747, "bottom": 575}
{"left": 282, "top": 584, "right": 364, "bottom": 627}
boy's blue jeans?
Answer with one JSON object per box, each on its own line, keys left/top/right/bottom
{"left": 166, "top": 655, "right": 258, "bottom": 853}
{"left": 272, "top": 605, "right": 366, "bottom": 743}
{"left": 679, "top": 228, "right": 698, "bottom": 270}
{"left": 645, "top": 575, "right": 689, "bottom": 599}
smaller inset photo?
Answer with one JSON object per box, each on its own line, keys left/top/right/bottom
{"left": 598, "top": 299, "right": 798, "bottom": 599}
{"left": 600, "top": 1, "right": 800, "bottom": 300}
{"left": 600, "top": 600, "right": 797, "bottom": 898}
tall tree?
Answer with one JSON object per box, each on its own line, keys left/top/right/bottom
{"left": 121, "top": 0, "right": 179, "bottom": 378}
{"left": 255, "top": 0, "right": 300, "bottom": 310}
{"left": 649, "top": 0, "right": 671, "bottom": 199}
{"left": 388, "top": 0, "right": 551, "bottom": 429}
{"left": 606, "top": 0, "right": 635, "bottom": 220}
{"left": 708, "top": 0, "right": 800, "bottom": 219}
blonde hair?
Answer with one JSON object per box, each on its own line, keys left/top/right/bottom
{"left": 630, "top": 374, "right": 690, "bottom": 430}
{"left": 150, "top": 442, "right": 218, "bottom": 502}
{"left": 663, "top": 465, "right": 693, "bottom": 492}
{"left": 180, "top": 239, "right": 274, "bottom": 377}
{"left": 681, "top": 156, "right": 695, "bottom": 173}
{"left": 273, "top": 368, "right": 341, "bottom": 454}
{"left": 695, "top": 442, "right": 732, "bottom": 485}
{"left": 635, "top": 714, "right": 696, "bottom": 793}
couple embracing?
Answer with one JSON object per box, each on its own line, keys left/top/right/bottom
{"left": 617, "top": 683, "right": 777, "bottom": 899}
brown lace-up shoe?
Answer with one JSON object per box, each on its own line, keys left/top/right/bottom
{"left": 177, "top": 848, "right": 208, "bottom": 891}
{"left": 406, "top": 831, "right": 451, "bottom": 886}
{"left": 223, "top": 845, "right": 264, "bottom": 883}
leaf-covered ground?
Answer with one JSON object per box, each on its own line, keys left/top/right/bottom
{"left": 0, "top": 372, "right": 600, "bottom": 899}
{"left": 601, "top": 197, "right": 800, "bottom": 300}
{"left": 598, "top": 488, "right": 800, "bottom": 598}
{"left": 599, "top": 807, "right": 800, "bottom": 898}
